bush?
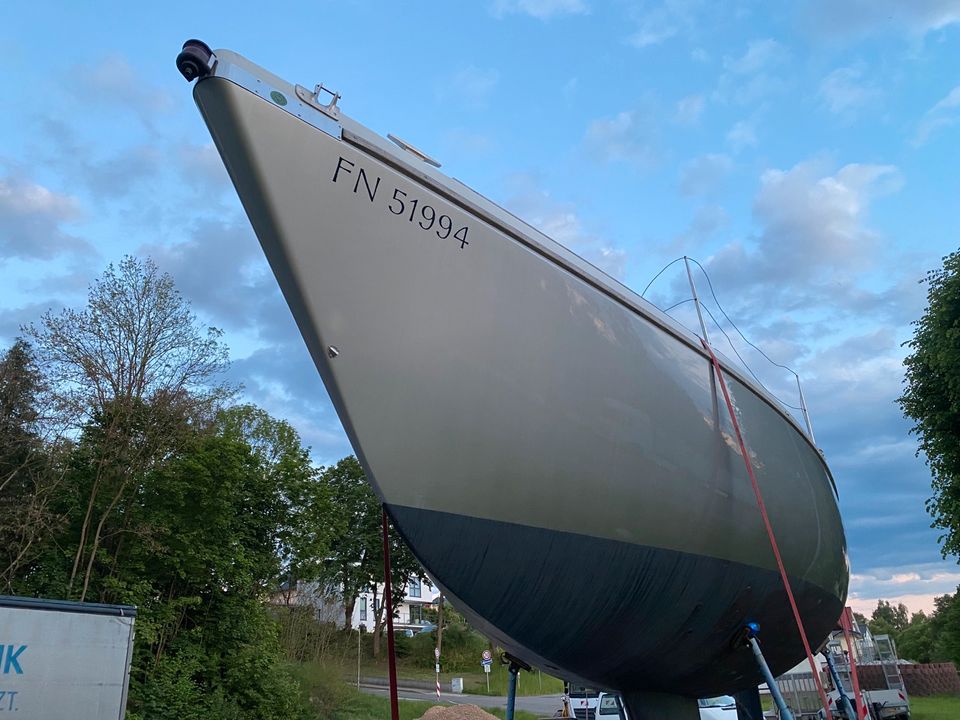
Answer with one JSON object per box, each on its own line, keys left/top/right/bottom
{"left": 407, "top": 623, "right": 490, "bottom": 671}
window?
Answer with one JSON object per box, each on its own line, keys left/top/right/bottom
{"left": 598, "top": 695, "right": 622, "bottom": 715}
{"left": 359, "top": 597, "right": 367, "bottom": 621}
{"left": 409, "top": 604, "right": 424, "bottom": 624}
{"left": 409, "top": 578, "right": 421, "bottom": 598}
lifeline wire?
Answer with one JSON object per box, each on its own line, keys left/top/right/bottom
{"left": 641, "top": 257, "right": 686, "bottom": 298}
{"left": 700, "top": 304, "right": 805, "bottom": 412}
{"left": 645, "top": 255, "right": 807, "bottom": 413}
{"left": 688, "top": 257, "right": 799, "bottom": 377}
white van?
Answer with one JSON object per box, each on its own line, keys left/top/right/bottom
{"left": 588, "top": 692, "right": 740, "bottom": 720}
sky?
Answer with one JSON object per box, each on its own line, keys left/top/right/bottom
{"left": 1, "top": 1, "right": 959, "bottom": 617}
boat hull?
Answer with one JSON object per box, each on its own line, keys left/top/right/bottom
{"left": 191, "top": 55, "right": 848, "bottom": 696}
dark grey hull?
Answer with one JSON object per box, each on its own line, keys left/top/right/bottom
{"left": 185, "top": 46, "right": 849, "bottom": 699}
{"left": 390, "top": 505, "right": 841, "bottom": 697}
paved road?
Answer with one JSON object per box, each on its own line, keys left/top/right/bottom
{"left": 359, "top": 683, "right": 563, "bottom": 716}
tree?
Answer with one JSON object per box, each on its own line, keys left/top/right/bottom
{"left": 26, "top": 256, "right": 231, "bottom": 600}
{"left": 897, "top": 611, "right": 933, "bottom": 663}
{"left": 900, "top": 250, "right": 960, "bottom": 556}
{"left": 318, "top": 455, "right": 428, "bottom": 656}
{"left": 869, "top": 599, "right": 910, "bottom": 638}
{"left": 0, "top": 340, "right": 65, "bottom": 589}
{"left": 216, "top": 405, "right": 333, "bottom": 587}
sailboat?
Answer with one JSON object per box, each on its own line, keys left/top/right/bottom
{"left": 178, "top": 40, "right": 848, "bottom": 716}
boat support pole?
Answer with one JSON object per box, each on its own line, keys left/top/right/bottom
{"left": 381, "top": 508, "right": 400, "bottom": 720}
{"left": 506, "top": 664, "right": 519, "bottom": 720}
{"left": 502, "top": 653, "right": 530, "bottom": 720}
{"left": 743, "top": 624, "right": 794, "bottom": 720}
{"left": 840, "top": 608, "right": 867, "bottom": 720}
{"left": 824, "top": 651, "right": 856, "bottom": 720}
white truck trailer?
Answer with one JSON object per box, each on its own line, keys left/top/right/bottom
{"left": 0, "top": 595, "right": 136, "bottom": 719}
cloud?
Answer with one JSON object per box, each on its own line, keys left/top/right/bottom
{"left": 35, "top": 118, "right": 164, "bottom": 201}
{"left": 139, "top": 217, "right": 278, "bottom": 335}
{"left": 71, "top": 54, "right": 174, "bottom": 130}
{"left": 0, "top": 299, "right": 66, "bottom": 345}
{"left": 912, "top": 85, "right": 960, "bottom": 146}
{"left": 438, "top": 66, "right": 500, "bottom": 109}
{"left": 724, "top": 38, "right": 786, "bottom": 75}
{"left": 819, "top": 64, "right": 881, "bottom": 116}
{"left": 679, "top": 153, "right": 733, "bottom": 196}
{"left": 665, "top": 205, "right": 729, "bottom": 254}
{"left": 626, "top": 0, "right": 703, "bottom": 49}
{"left": 805, "top": 0, "right": 960, "bottom": 39}
{"left": 703, "top": 161, "right": 901, "bottom": 304}
{"left": 177, "top": 142, "right": 232, "bottom": 194}
{"left": 0, "top": 173, "right": 92, "bottom": 262}
{"left": 726, "top": 119, "right": 758, "bottom": 151}
{"left": 501, "top": 174, "right": 627, "bottom": 279}
{"left": 490, "top": 0, "right": 587, "bottom": 20}
{"left": 848, "top": 563, "right": 960, "bottom": 615}
{"left": 584, "top": 107, "right": 658, "bottom": 168}
{"left": 675, "top": 94, "right": 706, "bottom": 125}
{"left": 716, "top": 39, "right": 789, "bottom": 105}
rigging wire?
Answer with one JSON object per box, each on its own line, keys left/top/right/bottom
{"left": 687, "top": 257, "right": 799, "bottom": 379}
{"left": 699, "top": 304, "right": 805, "bottom": 411}
{"left": 662, "top": 298, "right": 695, "bottom": 313}
{"left": 642, "top": 255, "right": 806, "bottom": 413}
{"left": 640, "top": 256, "right": 685, "bottom": 298}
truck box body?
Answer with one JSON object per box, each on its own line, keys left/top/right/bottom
{"left": 0, "top": 595, "right": 136, "bottom": 719}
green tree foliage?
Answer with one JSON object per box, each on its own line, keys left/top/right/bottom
{"left": 900, "top": 250, "right": 960, "bottom": 557}
{"left": 6, "top": 257, "right": 337, "bottom": 718}
{"left": 897, "top": 611, "right": 934, "bottom": 663}
{"left": 6, "top": 255, "right": 441, "bottom": 717}
{"left": 0, "top": 340, "right": 65, "bottom": 589}
{"left": 26, "top": 256, "right": 232, "bottom": 601}
{"left": 864, "top": 592, "right": 960, "bottom": 665}
{"left": 318, "top": 456, "right": 428, "bottom": 656}
{"left": 868, "top": 599, "right": 910, "bottom": 638}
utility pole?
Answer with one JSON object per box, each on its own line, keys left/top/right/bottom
{"left": 436, "top": 592, "right": 444, "bottom": 656}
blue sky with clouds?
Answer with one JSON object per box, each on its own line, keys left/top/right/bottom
{"left": 2, "top": 1, "right": 959, "bottom": 614}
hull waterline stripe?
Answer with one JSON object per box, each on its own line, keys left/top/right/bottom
{"left": 702, "top": 337, "right": 834, "bottom": 720}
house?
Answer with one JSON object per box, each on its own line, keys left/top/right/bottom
{"left": 269, "top": 576, "right": 440, "bottom": 633}
{"left": 352, "top": 576, "right": 439, "bottom": 633}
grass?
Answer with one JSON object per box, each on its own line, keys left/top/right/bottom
{"left": 350, "top": 656, "right": 565, "bottom": 696}
{"left": 911, "top": 694, "right": 960, "bottom": 720}
{"left": 292, "top": 661, "right": 542, "bottom": 719}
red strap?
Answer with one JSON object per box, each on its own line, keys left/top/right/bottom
{"left": 701, "top": 338, "right": 833, "bottom": 720}
{"left": 840, "top": 608, "right": 867, "bottom": 719}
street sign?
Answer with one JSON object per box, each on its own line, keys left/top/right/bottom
{"left": 483, "top": 663, "right": 491, "bottom": 673}
{"left": 482, "top": 650, "right": 492, "bottom": 661}
{"left": 435, "top": 663, "right": 440, "bottom": 673}
{"left": 435, "top": 647, "right": 441, "bottom": 659}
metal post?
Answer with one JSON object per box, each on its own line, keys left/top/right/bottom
{"left": 840, "top": 608, "right": 866, "bottom": 720}
{"left": 746, "top": 635, "right": 794, "bottom": 720}
{"left": 795, "top": 374, "right": 816, "bottom": 444}
{"left": 506, "top": 664, "right": 519, "bottom": 720}
{"left": 824, "top": 652, "right": 856, "bottom": 720}
{"left": 357, "top": 628, "right": 361, "bottom": 690}
{"left": 683, "top": 256, "right": 711, "bottom": 345}
{"left": 381, "top": 508, "right": 400, "bottom": 720}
